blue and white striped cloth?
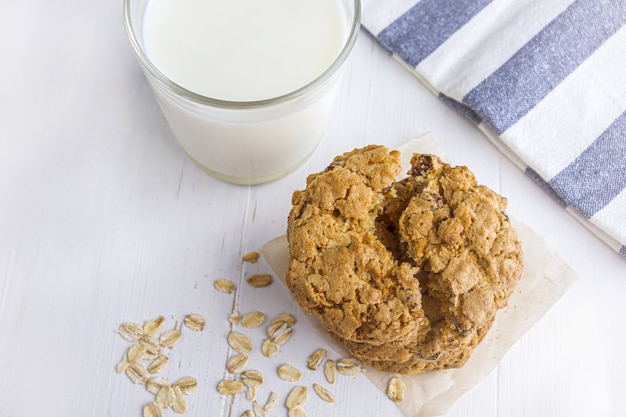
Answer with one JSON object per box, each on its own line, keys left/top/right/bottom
{"left": 362, "top": 0, "right": 626, "bottom": 258}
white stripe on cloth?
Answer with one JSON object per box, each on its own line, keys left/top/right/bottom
{"left": 503, "top": 24, "right": 626, "bottom": 181}
{"left": 461, "top": 0, "right": 626, "bottom": 135}
{"left": 418, "top": 0, "right": 575, "bottom": 100}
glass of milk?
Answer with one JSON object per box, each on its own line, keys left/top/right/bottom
{"left": 124, "top": 0, "right": 361, "bottom": 185}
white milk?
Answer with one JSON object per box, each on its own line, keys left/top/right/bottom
{"left": 144, "top": 0, "right": 346, "bottom": 101}
{"left": 137, "top": 0, "right": 355, "bottom": 184}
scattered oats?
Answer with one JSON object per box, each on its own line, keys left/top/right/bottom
{"left": 118, "top": 322, "right": 144, "bottom": 342}
{"left": 140, "top": 336, "right": 163, "bottom": 360}
{"left": 267, "top": 314, "right": 296, "bottom": 337}
{"left": 307, "top": 348, "right": 327, "bottom": 371}
{"left": 246, "top": 385, "right": 257, "bottom": 402}
{"left": 141, "top": 350, "right": 161, "bottom": 361}
{"left": 227, "top": 332, "right": 253, "bottom": 354}
{"left": 156, "top": 385, "right": 175, "bottom": 409}
{"left": 241, "top": 251, "right": 260, "bottom": 263}
{"left": 126, "top": 362, "right": 149, "bottom": 385}
{"left": 241, "top": 369, "right": 263, "bottom": 387}
{"left": 143, "top": 316, "right": 166, "bottom": 337}
{"left": 288, "top": 408, "right": 308, "bottom": 417}
{"left": 143, "top": 402, "right": 164, "bottom": 417}
{"left": 337, "top": 356, "right": 360, "bottom": 366}
{"left": 336, "top": 357, "right": 362, "bottom": 376}
{"left": 229, "top": 310, "right": 242, "bottom": 326}
{"left": 266, "top": 321, "right": 285, "bottom": 338}
{"left": 246, "top": 273, "right": 273, "bottom": 288}
{"left": 117, "top": 315, "right": 199, "bottom": 414}
{"left": 140, "top": 335, "right": 161, "bottom": 349}
{"left": 147, "top": 354, "right": 169, "bottom": 374}
{"left": 171, "top": 386, "right": 188, "bottom": 414}
{"left": 252, "top": 400, "right": 266, "bottom": 417}
{"left": 159, "top": 329, "right": 183, "bottom": 349}
{"left": 285, "top": 386, "right": 308, "bottom": 410}
{"left": 147, "top": 377, "right": 170, "bottom": 395}
{"left": 141, "top": 351, "right": 159, "bottom": 361}
{"left": 127, "top": 344, "right": 147, "bottom": 363}
{"left": 312, "top": 383, "right": 335, "bottom": 403}
{"left": 263, "top": 391, "right": 279, "bottom": 411}
{"left": 324, "top": 360, "right": 336, "bottom": 384}
{"left": 172, "top": 376, "right": 198, "bottom": 395}
{"left": 272, "top": 323, "right": 294, "bottom": 345}
{"left": 241, "top": 312, "right": 266, "bottom": 329}
{"left": 241, "top": 411, "right": 254, "bottom": 417}
{"left": 386, "top": 376, "right": 406, "bottom": 402}
{"left": 226, "top": 353, "right": 249, "bottom": 374}
{"left": 261, "top": 338, "right": 278, "bottom": 358}
{"left": 116, "top": 356, "right": 129, "bottom": 374}
{"left": 217, "top": 379, "right": 245, "bottom": 395}
{"left": 271, "top": 312, "right": 296, "bottom": 327}
{"left": 183, "top": 314, "right": 205, "bottom": 332}
{"left": 277, "top": 363, "right": 302, "bottom": 382}
{"left": 214, "top": 278, "right": 236, "bottom": 294}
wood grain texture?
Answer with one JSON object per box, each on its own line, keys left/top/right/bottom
{"left": 0, "top": 1, "right": 625, "bottom": 416}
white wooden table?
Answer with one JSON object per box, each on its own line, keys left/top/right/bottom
{"left": 1, "top": 1, "right": 624, "bottom": 416}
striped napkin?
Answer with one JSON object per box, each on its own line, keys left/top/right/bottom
{"left": 361, "top": 0, "right": 626, "bottom": 258}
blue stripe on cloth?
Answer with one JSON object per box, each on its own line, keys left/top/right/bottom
{"left": 525, "top": 167, "right": 568, "bottom": 208}
{"left": 462, "top": 0, "right": 626, "bottom": 135}
{"left": 549, "top": 110, "right": 626, "bottom": 218}
{"left": 377, "top": 0, "right": 492, "bottom": 68}
{"left": 438, "top": 93, "right": 482, "bottom": 125}
{"left": 621, "top": 246, "right": 626, "bottom": 257}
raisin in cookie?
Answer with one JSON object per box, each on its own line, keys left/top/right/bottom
{"left": 286, "top": 145, "right": 523, "bottom": 374}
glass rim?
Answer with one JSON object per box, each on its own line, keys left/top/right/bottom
{"left": 123, "top": 0, "right": 361, "bottom": 109}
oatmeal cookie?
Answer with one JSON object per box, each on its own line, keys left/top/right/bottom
{"left": 286, "top": 145, "right": 523, "bottom": 374}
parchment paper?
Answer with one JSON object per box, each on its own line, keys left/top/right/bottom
{"left": 260, "top": 134, "right": 577, "bottom": 417}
